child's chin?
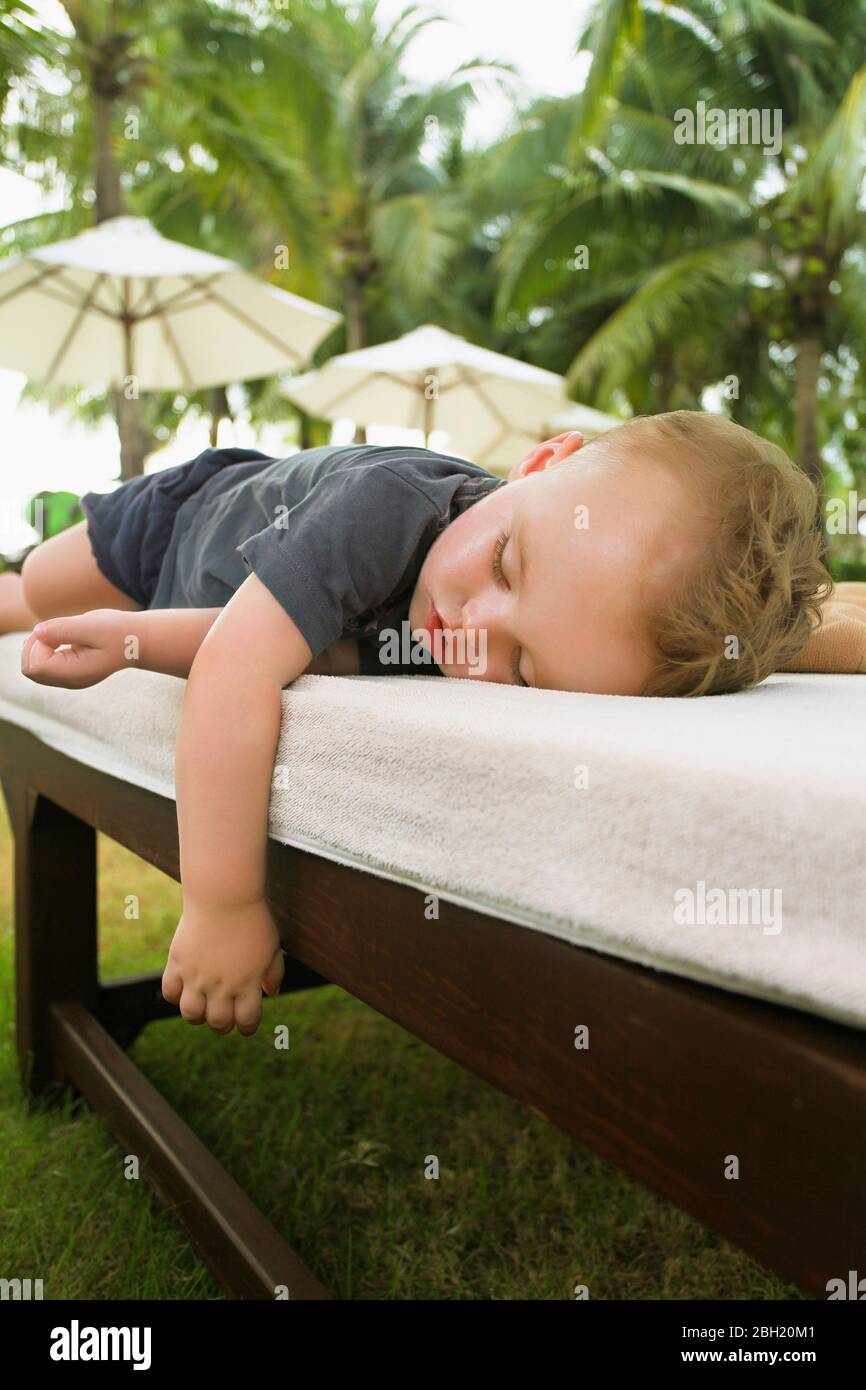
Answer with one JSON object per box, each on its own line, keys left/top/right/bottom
{"left": 440, "top": 665, "right": 484, "bottom": 680}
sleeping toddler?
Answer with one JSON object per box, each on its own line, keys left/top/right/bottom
{"left": 0, "top": 410, "right": 832, "bottom": 1035}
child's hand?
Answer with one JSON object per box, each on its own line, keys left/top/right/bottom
{"left": 161, "top": 897, "right": 285, "bottom": 1036}
{"left": 21, "top": 610, "right": 128, "bottom": 688}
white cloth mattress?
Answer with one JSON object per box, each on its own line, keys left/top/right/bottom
{"left": 0, "top": 630, "right": 864, "bottom": 1030}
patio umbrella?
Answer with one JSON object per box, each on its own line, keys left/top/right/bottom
{"left": 546, "top": 402, "right": 622, "bottom": 437}
{"left": 281, "top": 322, "right": 572, "bottom": 470}
{"left": 0, "top": 215, "right": 342, "bottom": 390}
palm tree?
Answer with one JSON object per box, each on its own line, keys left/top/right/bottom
{"left": 2, "top": 0, "right": 503, "bottom": 466}
{"left": 1, "top": 0, "right": 302, "bottom": 475}
{"left": 140, "top": 0, "right": 505, "bottom": 442}
{"left": 252, "top": 2, "right": 500, "bottom": 352}
{"left": 493, "top": 0, "right": 866, "bottom": 501}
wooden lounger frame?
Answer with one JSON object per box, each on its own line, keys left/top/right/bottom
{"left": 2, "top": 714, "right": 865, "bottom": 1300}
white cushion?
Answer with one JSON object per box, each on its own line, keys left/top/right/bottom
{"left": 1, "top": 631, "right": 864, "bottom": 1030}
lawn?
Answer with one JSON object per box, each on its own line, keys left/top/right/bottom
{"left": 0, "top": 798, "right": 804, "bottom": 1301}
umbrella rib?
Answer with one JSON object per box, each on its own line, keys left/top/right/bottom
{"left": 156, "top": 307, "right": 195, "bottom": 390}
{"left": 314, "top": 371, "right": 421, "bottom": 417}
{"left": 132, "top": 277, "right": 196, "bottom": 385}
{"left": 51, "top": 267, "right": 123, "bottom": 317}
{"left": 102, "top": 274, "right": 128, "bottom": 317}
{"left": 37, "top": 284, "right": 118, "bottom": 318}
{"left": 122, "top": 276, "right": 134, "bottom": 379}
{"left": 50, "top": 271, "right": 239, "bottom": 325}
{"left": 0, "top": 263, "right": 66, "bottom": 310}
{"left": 474, "top": 424, "right": 537, "bottom": 468}
{"left": 454, "top": 367, "right": 512, "bottom": 431}
{"left": 134, "top": 273, "right": 224, "bottom": 320}
{"left": 474, "top": 432, "right": 510, "bottom": 467}
{"left": 43, "top": 272, "right": 109, "bottom": 386}
{"left": 0, "top": 265, "right": 128, "bottom": 323}
{"left": 180, "top": 274, "right": 304, "bottom": 365}
{"left": 414, "top": 373, "right": 430, "bottom": 434}
{"left": 130, "top": 276, "right": 158, "bottom": 316}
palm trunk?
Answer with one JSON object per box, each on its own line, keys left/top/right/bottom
{"left": 91, "top": 89, "right": 123, "bottom": 220}
{"left": 209, "top": 384, "right": 231, "bottom": 446}
{"left": 110, "top": 382, "right": 154, "bottom": 481}
{"left": 794, "top": 334, "right": 823, "bottom": 490}
{"left": 345, "top": 273, "right": 367, "bottom": 444}
{"left": 794, "top": 333, "right": 825, "bottom": 526}
{"left": 92, "top": 82, "right": 147, "bottom": 478}
{"left": 296, "top": 405, "right": 314, "bottom": 450}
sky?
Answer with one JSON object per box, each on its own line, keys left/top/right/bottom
{"left": 0, "top": 0, "right": 593, "bottom": 551}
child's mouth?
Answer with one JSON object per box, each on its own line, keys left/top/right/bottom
{"left": 424, "top": 604, "right": 444, "bottom": 647}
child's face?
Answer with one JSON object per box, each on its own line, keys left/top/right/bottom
{"left": 407, "top": 432, "right": 700, "bottom": 694}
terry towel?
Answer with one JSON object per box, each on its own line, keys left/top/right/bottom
{"left": 0, "top": 632, "right": 864, "bottom": 1032}
{"left": 778, "top": 582, "right": 866, "bottom": 674}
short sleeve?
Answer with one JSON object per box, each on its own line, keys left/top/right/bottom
{"left": 236, "top": 463, "right": 443, "bottom": 658}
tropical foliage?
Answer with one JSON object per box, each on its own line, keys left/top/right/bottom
{"left": 1, "top": 0, "right": 865, "bottom": 568}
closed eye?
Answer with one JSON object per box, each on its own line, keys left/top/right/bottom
{"left": 511, "top": 649, "right": 528, "bottom": 687}
{"left": 492, "top": 528, "right": 510, "bottom": 588}
{"left": 493, "top": 530, "right": 529, "bottom": 687}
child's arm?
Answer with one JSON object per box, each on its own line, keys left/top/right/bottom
{"left": 22, "top": 607, "right": 359, "bottom": 685}
{"left": 161, "top": 573, "right": 317, "bottom": 1036}
{"left": 21, "top": 608, "right": 223, "bottom": 685}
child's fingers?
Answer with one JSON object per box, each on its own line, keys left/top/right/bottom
{"left": 262, "top": 948, "right": 285, "bottom": 999}
{"left": 23, "top": 638, "right": 101, "bottom": 689}
{"left": 22, "top": 635, "right": 79, "bottom": 684}
{"left": 20, "top": 630, "right": 39, "bottom": 672}
{"left": 205, "top": 995, "right": 235, "bottom": 1035}
{"left": 234, "top": 986, "right": 264, "bottom": 1037}
{"left": 161, "top": 962, "right": 183, "bottom": 1005}
{"left": 179, "top": 987, "right": 207, "bottom": 1025}
{"left": 30, "top": 616, "right": 90, "bottom": 649}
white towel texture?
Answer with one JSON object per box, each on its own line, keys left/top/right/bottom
{"left": 0, "top": 631, "right": 863, "bottom": 1029}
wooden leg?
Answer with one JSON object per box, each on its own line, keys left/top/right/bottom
{"left": 50, "top": 1001, "right": 331, "bottom": 1299}
{"left": 4, "top": 776, "right": 98, "bottom": 1098}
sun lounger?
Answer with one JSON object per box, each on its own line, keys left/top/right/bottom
{"left": 1, "top": 630, "right": 864, "bottom": 1297}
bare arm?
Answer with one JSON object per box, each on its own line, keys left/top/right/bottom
{"left": 124, "top": 608, "right": 222, "bottom": 677}
{"left": 22, "top": 606, "right": 360, "bottom": 685}
{"left": 175, "top": 575, "right": 306, "bottom": 901}
{"left": 20, "top": 584, "right": 360, "bottom": 1034}
{"left": 161, "top": 574, "right": 321, "bottom": 1034}
{"left": 125, "top": 607, "right": 359, "bottom": 680}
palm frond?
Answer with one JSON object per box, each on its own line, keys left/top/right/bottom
{"left": 567, "top": 238, "right": 765, "bottom": 390}
{"left": 789, "top": 60, "right": 866, "bottom": 252}
{"left": 370, "top": 190, "right": 466, "bottom": 304}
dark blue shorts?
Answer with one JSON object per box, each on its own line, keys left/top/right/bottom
{"left": 80, "top": 445, "right": 274, "bottom": 608}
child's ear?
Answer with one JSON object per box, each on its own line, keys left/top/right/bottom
{"left": 509, "top": 432, "right": 584, "bottom": 480}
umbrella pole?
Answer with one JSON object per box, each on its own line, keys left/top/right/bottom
{"left": 423, "top": 378, "right": 434, "bottom": 448}
{"left": 116, "top": 307, "right": 146, "bottom": 480}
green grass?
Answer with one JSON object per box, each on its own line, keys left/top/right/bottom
{"left": 0, "top": 800, "right": 804, "bottom": 1301}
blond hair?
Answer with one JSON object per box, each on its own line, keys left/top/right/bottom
{"left": 581, "top": 411, "right": 834, "bottom": 697}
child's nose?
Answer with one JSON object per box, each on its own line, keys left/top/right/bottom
{"left": 461, "top": 588, "right": 507, "bottom": 634}
{"left": 460, "top": 598, "right": 494, "bottom": 651}
{"left": 458, "top": 599, "right": 512, "bottom": 681}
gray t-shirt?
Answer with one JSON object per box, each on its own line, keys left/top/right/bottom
{"left": 149, "top": 444, "right": 504, "bottom": 674}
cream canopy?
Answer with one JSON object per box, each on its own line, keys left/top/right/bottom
{"left": 0, "top": 215, "right": 342, "bottom": 391}
{"left": 282, "top": 322, "right": 575, "bottom": 470}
